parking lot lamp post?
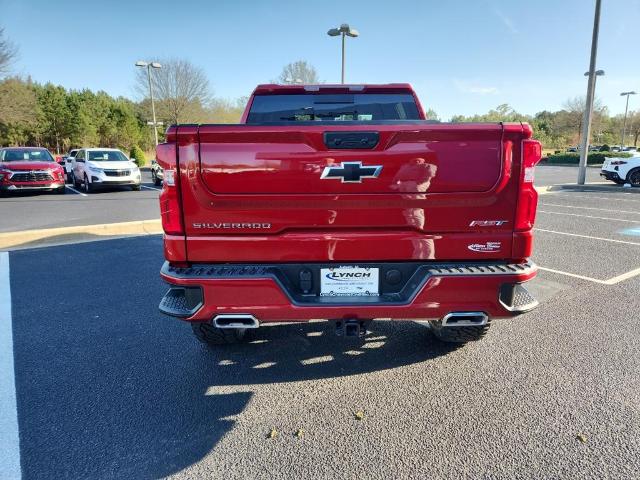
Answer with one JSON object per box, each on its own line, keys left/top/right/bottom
{"left": 578, "top": 0, "right": 602, "bottom": 185}
{"left": 327, "top": 24, "right": 359, "bottom": 84}
{"left": 620, "top": 91, "right": 637, "bottom": 149}
{"left": 136, "top": 61, "right": 162, "bottom": 146}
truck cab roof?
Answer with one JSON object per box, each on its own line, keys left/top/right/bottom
{"left": 252, "top": 83, "right": 417, "bottom": 95}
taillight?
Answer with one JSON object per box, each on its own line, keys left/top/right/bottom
{"left": 157, "top": 142, "right": 184, "bottom": 235}
{"left": 515, "top": 139, "right": 542, "bottom": 232}
{"left": 159, "top": 169, "right": 184, "bottom": 235}
{"left": 610, "top": 160, "right": 627, "bottom": 165}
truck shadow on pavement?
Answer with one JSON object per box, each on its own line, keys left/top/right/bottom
{"left": 10, "top": 237, "right": 457, "bottom": 479}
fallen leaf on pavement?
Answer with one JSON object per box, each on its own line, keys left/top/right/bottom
{"left": 576, "top": 433, "right": 587, "bottom": 443}
{"left": 267, "top": 428, "right": 278, "bottom": 439}
{"left": 295, "top": 429, "right": 304, "bottom": 438}
{"left": 355, "top": 410, "right": 365, "bottom": 420}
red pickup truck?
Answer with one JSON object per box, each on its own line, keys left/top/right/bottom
{"left": 157, "top": 83, "right": 541, "bottom": 345}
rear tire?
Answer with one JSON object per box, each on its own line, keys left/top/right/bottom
{"left": 191, "top": 322, "right": 248, "bottom": 345}
{"left": 131, "top": 184, "right": 141, "bottom": 191}
{"left": 429, "top": 318, "right": 491, "bottom": 343}
{"left": 627, "top": 168, "right": 640, "bottom": 187}
{"left": 56, "top": 186, "right": 66, "bottom": 194}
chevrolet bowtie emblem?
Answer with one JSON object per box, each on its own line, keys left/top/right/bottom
{"left": 320, "top": 161, "right": 382, "bottom": 183}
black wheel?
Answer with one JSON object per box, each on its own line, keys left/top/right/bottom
{"left": 153, "top": 171, "right": 162, "bottom": 186}
{"left": 71, "top": 172, "right": 79, "bottom": 188}
{"left": 66, "top": 172, "right": 73, "bottom": 184}
{"left": 56, "top": 186, "right": 66, "bottom": 195}
{"left": 428, "top": 318, "right": 491, "bottom": 343}
{"left": 131, "top": 184, "right": 141, "bottom": 191}
{"left": 191, "top": 322, "right": 248, "bottom": 345}
{"left": 627, "top": 168, "right": 640, "bottom": 187}
{"left": 83, "top": 175, "right": 93, "bottom": 193}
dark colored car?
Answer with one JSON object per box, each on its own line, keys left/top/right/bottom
{"left": 0, "top": 147, "right": 66, "bottom": 194}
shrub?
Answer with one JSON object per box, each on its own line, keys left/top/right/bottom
{"left": 543, "top": 152, "right": 632, "bottom": 165}
{"left": 129, "top": 145, "right": 146, "bottom": 167}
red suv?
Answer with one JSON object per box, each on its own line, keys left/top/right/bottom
{"left": 0, "top": 147, "right": 66, "bottom": 195}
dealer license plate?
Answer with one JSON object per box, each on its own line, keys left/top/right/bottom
{"left": 320, "top": 267, "right": 379, "bottom": 297}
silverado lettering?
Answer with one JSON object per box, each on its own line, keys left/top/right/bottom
{"left": 192, "top": 222, "right": 272, "bottom": 229}
{"left": 157, "top": 83, "right": 542, "bottom": 346}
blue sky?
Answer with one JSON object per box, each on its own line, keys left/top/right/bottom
{"left": 2, "top": 0, "right": 639, "bottom": 120}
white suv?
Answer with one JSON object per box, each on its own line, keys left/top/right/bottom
{"left": 601, "top": 153, "right": 640, "bottom": 187}
{"left": 71, "top": 148, "right": 141, "bottom": 192}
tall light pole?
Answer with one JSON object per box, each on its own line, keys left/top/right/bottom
{"left": 135, "top": 60, "right": 162, "bottom": 146}
{"left": 620, "top": 91, "right": 637, "bottom": 149}
{"left": 582, "top": 69, "right": 604, "bottom": 141}
{"left": 578, "top": 0, "right": 602, "bottom": 185}
{"left": 327, "top": 24, "right": 359, "bottom": 84}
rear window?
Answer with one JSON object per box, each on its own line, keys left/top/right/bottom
{"left": 247, "top": 93, "right": 421, "bottom": 124}
{"left": 0, "top": 148, "right": 54, "bottom": 162}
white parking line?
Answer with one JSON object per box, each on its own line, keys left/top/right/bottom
{"left": 549, "top": 192, "right": 640, "bottom": 203}
{"left": 538, "top": 265, "right": 640, "bottom": 285}
{"left": 0, "top": 252, "right": 21, "bottom": 480}
{"left": 65, "top": 185, "right": 87, "bottom": 197}
{"left": 534, "top": 228, "right": 640, "bottom": 246}
{"left": 538, "top": 266, "right": 610, "bottom": 284}
{"left": 538, "top": 210, "right": 640, "bottom": 223}
{"left": 539, "top": 203, "right": 640, "bottom": 216}
{"left": 141, "top": 185, "right": 161, "bottom": 192}
{"left": 605, "top": 266, "right": 640, "bottom": 285}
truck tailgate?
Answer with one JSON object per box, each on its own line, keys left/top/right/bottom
{"left": 198, "top": 125, "right": 502, "bottom": 194}
{"left": 172, "top": 123, "right": 530, "bottom": 262}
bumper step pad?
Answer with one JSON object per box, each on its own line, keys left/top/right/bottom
{"left": 499, "top": 283, "right": 538, "bottom": 313}
{"left": 159, "top": 286, "right": 203, "bottom": 318}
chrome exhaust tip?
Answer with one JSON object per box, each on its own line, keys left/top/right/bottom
{"left": 441, "top": 312, "right": 488, "bottom": 327}
{"left": 213, "top": 314, "right": 259, "bottom": 329}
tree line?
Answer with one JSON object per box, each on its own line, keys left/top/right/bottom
{"left": 449, "top": 100, "right": 640, "bottom": 149}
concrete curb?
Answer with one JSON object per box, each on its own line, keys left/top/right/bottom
{"left": 0, "top": 219, "right": 162, "bottom": 250}
{"left": 535, "top": 186, "right": 553, "bottom": 195}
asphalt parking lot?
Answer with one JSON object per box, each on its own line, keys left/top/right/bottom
{"left": 534, "top": 164, "right": 602, "bottom": 186}
{"left": 1, "top": 168, "right": 639, "bottom": 479}
{"left": 0, "top": 170, "right": 160, "bottom": 233}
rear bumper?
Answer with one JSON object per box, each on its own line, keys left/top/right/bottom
{"left": 159, "top": 260, "right": 538, "bottom": 323}
{"left": 600, "top": 169, "right": 621, "bottom": 181}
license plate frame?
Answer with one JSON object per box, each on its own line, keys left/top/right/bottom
{"left": 320, "top": 266, "right": 379, "bottom": 297}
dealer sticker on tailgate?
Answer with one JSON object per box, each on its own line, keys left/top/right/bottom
{"left": 320, "top": 267, "right": 379, "bottom": 297}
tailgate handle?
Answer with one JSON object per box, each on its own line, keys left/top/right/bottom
{"left": 324, "top": 131, "right": 379, "bottom": 150}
